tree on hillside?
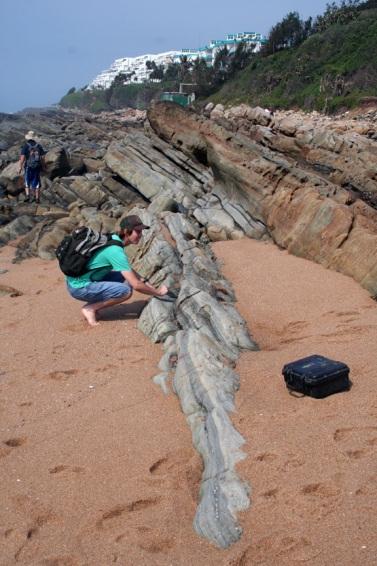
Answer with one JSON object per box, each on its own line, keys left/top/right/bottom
{"left": 213, "top": 46, "right": 231, "bottom": 85}
{"left": 262, "top": 11, "right": 312, "bottom": 55}
{"left": 178, "top": 55, "right": 193, "bottom": 82}
{"left": 229, "top": 41, "right": 256, "bottom": 75}
{"left": 312, "top": 1, "right": 361, "bottom": 33}
{"left": 190, "top": 57, "right": 214, "bottom": 96}
{"left": 163, "top": 62, "right": 180, "bottom": 85}
{"left": 112, "top": 71, "right": 136, "bottom": 86}
{"left": 146, "top": 60, "right": 165, "bottom": 80}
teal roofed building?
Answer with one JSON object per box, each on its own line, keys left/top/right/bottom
{"left": 173, "top": 30, "right": 266, "bottom": 66}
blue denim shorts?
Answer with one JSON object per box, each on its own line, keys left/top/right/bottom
{"left": 25, "top": 167, "right": 42, "bottom": 189}
{"left": 67, "top": 271, "right": 132, "bottom": 304}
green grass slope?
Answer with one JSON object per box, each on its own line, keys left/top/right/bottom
{"left": 210, "top": 8, "right": 377, "bottom": 112}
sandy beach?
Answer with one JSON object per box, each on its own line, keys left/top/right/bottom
{"left": 0, "top": 238, "right": 376, "bottom": 565}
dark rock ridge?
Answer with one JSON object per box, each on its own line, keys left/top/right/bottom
{"left": 0, "top": 102, "right": 376, "bottom": 547}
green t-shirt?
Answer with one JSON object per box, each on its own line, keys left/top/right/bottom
{"left": 66, "top": 235, "right": 131, "bottom": 288}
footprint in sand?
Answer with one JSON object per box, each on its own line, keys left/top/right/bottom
{"left": 96, "top": 498, "right": 161, "bottom": 530}
{"left": 355, "top": 471, "right": 377, "bottom": 497}
{"left": 255, "top": 452, "right": 278, "bottom": 463}
{"left": 297, "top": 481, "right": 341, "bottom": 520}
{"left": 114, "top": 525, "right": 175, "bottom": 553}
{"left": 280, "top": 454, "right": 305, "bottom": 471}
{"left": 231, "top": 535, "right": 320, "bottom": 565}
{"left": 12, "top": 498, "right": 59, "bottom": 563}
{"left": 261, "top": 487, "right": 279, "bottom": 499}
{"left": 39, "top": 556, "right": 79, "bottom": 566}
{"left": 49, "top": 465, "right": 84, "bottom": 475}
{"left": 301, "top": 482, "right": 340, "bottom": 497}
{"left": 148, "top": 450, "right": 201, "bottom": 500}
{"left": 3, "top": 437, "right": 27, "bottom": 448}
{"left": 0, "top": 284, "right": 23, "bottom": 297}
{"left": 137, "top": 536, "right": 175, "bottom": 554}
{"left": 335, "top": 310, "right": 360, "bottom": 318}
{"left": 148, "top": 449, "right": 194, "bottom": 476}
{"left": 149, "top": 457, "right": 169, "bottom": 474}
{"left": 284, "top": 320, "right": 309, "bottom": 331}
{"left": 46, "top": 369, "right": 78, "bottom": 381}
{"left": 278, "top": 320, "right": 311, "bottom": 345}
{"left": 333, "top": 426, "right": 377, "bottom": 459}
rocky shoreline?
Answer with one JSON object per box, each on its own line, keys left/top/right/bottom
{"left": 1, "top": 101, "right": 376, "bottom": 547}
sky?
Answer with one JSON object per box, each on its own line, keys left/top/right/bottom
{"left": 0, "top": 0, "right": 331, "bottom": 113}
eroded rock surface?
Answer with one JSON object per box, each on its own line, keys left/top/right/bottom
{"left": 148, "top": 102, "right": 377, "bottom": 296}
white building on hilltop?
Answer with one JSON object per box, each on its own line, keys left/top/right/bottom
{"left": 89, "top": 32, "right": 266, "bottom": 90}
{"left": 174, "top": 31, "right": 266, "bottom": 65}
{"left": 90, "top": 51, "right": 180, "bottom": 90}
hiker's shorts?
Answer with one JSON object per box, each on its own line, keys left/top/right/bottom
{"left": 25, "top": 167, "right": 41, "bottom": 190}
{"left": 67, "top": 271, "right": 132, "bottom": 304}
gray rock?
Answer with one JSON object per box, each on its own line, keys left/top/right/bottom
{"left": 173, "top": 329, "right": 250, "bottom": 548}
{"left": 152, "top": 373, "right": 171, "bottom": 395}
{"left": 0, "top": 215, "right": 38, "bottom": 244}
{"left": 138, "top": 298, "right": 178, "bottom": 343}
{"left": 176, "top": 281, "right": 258, "bottom": 360}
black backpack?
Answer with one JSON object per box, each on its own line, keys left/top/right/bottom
{"left": 26, "top": 142, "right": 42, "bottom": 169}
{"left": 55, "top": 227, "right": 123, "bottom": 277}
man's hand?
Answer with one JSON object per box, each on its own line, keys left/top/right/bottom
{"left": 157, "top": 284, "right": 168, "bottom": 296}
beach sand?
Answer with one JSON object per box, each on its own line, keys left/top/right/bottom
{"left": 0, "top": 238, "right": 376, "bottom": 565}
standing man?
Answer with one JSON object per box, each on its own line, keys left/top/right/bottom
{"left": 18, "top": 130, "right": 46, "bottom": 203}
{"left": 66, "top": 215, "right": 169, "bottom": 326}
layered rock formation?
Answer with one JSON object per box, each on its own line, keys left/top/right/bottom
{"left": 1, "top": 101, "right": 376, "bottom": 547}
{"left": 148, "top": 102, "right": 377, "bottom": 297}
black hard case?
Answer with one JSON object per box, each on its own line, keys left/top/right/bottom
{"left": 282, "top": 355, "right": 350, "bottom": 398}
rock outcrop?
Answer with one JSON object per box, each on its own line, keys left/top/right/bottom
{"left": 148, "top": 102, "right": 377, "bottom": 296}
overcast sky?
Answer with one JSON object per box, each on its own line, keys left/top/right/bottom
{"left": 0, "top": 0, "right": 330, "bottom": 113}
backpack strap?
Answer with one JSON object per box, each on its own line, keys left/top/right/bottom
{"left": 104, "top": 234, "right": 124, "bottom": 249}
{"left": 87, "top": 237, "right": 124, "bottom": 281}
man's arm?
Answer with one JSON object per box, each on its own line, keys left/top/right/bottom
{"left": 121, "top": 270, "right": 168, "bottom": 297}
{"left": 132, "top": 268, "right": 149, "bottom": 283}
{"left": 18, "top": 154, "right": 25, "bottom": 174}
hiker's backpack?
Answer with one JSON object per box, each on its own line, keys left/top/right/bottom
{"left": 55, "top": 227, "right": 123, "bottom": 277}
{"left": 26, "top": 142, "right": 42, "bottom": 169}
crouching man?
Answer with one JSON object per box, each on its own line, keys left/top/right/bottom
{"left": 66, "top": 215, "right": 168, "bottom": 326}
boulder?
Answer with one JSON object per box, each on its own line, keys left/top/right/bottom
{"left": 44, "top": 147, "right": 70, "bottom": 179}
{"left": 0, "top": 162, "right": 24, "bottom": 196}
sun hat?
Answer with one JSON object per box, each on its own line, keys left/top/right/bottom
{"left": 119, "top": 215, "right": 150, "bottom": 232}
{"left": 25, "top": 130, "right": 36, "bottom": 140}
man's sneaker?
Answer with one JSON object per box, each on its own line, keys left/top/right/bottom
{"left": 35, "top": 198, "right": 40, "bottom": 204}
{"left": 24, "top": 196, "right": 30, "bottom": 202}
